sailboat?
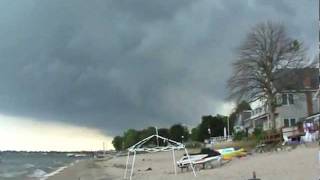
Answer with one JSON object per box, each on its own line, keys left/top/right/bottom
{"left": 94, "top": 142, "right": 109, "bottom": 159}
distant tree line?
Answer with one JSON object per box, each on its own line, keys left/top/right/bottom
{"left": 112, "top": 124, "right": 189, "bottom": 151}
{"left": 112, "top": 115, "right": 228, "bottom": 151}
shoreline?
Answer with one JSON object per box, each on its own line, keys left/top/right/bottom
{"left": 41, "top": 159, "right": 82, "bottom": 180}
{"left": 47, "top": 144, "right": 320, "bottom": 180}
{"left": 47, "top": 158, "right": 114, "bottom": 180}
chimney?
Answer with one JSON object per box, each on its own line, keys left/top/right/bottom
{"left": 306, "top": 92, "right": 313, "bottom": 116}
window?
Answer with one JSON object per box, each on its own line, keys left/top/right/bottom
{"left": 284, "top": 118, "right": 296, "bottom": 127}
{"left": 282, "top": 93, "right": 294, "bottom": 105}
{"left": 284, "top": 119, "right": 289, "bottom": 127}
{"left": 282, "top": 94, "right": 288, "bottom": 105}
{"left": 288, "top": 94, "right": 294, "bottom": 104}
{"left": 290, "top": 118, "right": 296, "bottom": 126}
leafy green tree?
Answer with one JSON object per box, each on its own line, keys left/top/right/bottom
{"left": 158, "top": 128, "right": 170, "bottom": 146}
{"left": 197, "top": 115, "right": 227, "bottom": 142}
{"left": 123, "top": 129, "right": 139, "bottom": 148}
{"left": 235, "top": 101, "right": 251, "bottom": 113}
{"left": 112, "top": 136, "right": 123, "bottom": 151}
{"left": 191, "top": 127, "right": 200, "bottom": 141}
{"left": 139, "top": 127, "right": 156, "bottom": 140}
{"left": 137, "top": 127, "right": 157, "bottom": 146}
{"left": 158, "top": 128, "right": 169, "bottom": 138}
{"left": 183, "top": 126, "right": 190, "bottom": 141}
{"left": 169, "top": 124, "right": 189, "bottom": 142}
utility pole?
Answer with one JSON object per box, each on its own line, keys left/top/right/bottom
{"left": 227, "top": 116, "right": 230, "bottom": 139}
{"left": 318, "top": 2, "right": 320, "bottom": 178}
{"left": 318, "top": 1, "right": 320, "bottom": 178}
{"left": 155, "top": 126, "right": 159, "bottom": 146}
{"left": 316, "top": 0, "right": 320, "bottom": 114}
{"left": 103, "top": 142, "right": 105, "bottom": 156}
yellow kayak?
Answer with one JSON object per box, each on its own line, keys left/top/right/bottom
{"left": 217, "top": 147, "right": 247, "bottom": 160}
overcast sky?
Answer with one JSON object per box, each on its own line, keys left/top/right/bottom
{"left": 0, "top": 0, "right": 317, "bottom": 147}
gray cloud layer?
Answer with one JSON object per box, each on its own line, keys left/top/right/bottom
{"left": 0, "top": 0, "right": 316, "bottom": 135}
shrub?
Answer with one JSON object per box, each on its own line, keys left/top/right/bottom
{"left": 185, "top": 142, "right": 203, "bottom": 149}
{"left": 252, "top": 128, "right": 265, "bottom": 142}
{"left": 233, "top": 131, "right": 247, "bottom": 141}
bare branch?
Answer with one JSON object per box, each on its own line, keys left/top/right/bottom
{"left": 227, "top": 21, "right": 306, "bottom": 129}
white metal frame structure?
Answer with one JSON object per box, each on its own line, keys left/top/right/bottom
{"left": 123, "top": 134, "right": 197, "bottom": 179}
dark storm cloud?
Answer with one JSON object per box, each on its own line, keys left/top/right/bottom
{"left": 0, "top": 0, "right": 316, "bottom": 135}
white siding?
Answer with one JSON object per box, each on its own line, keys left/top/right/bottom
{"left": 248, "top": 91, "right": 319, "bottom": 130}
{"left": 275, "top": 93, "right": 308, "bottom": 129}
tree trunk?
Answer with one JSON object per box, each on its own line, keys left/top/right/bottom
{"left": 267, "top": 98, "right": 276, "bottom": 130}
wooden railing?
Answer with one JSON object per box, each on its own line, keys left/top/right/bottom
{"left": 260, "top": 131, "right": 282, "bottom": 144}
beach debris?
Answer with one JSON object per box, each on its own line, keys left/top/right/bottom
{"left": 284, "top": 146, "right": 292, "bottom": 151}
{"left": 145, "top": 167, "right": 152, "bottom": 171}
{"left": 113, "top": 163, "right": 126, "bottom": 169}
{"left": 255, "top": 144, "right": 266, "bottom": 153}
{"left": 248, "top": 171, "right": 261, "bottom": 180}
{"left": 142, "top": 158, "right": 151, "bottom": 161}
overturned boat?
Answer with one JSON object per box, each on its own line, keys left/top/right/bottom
{"left": 177, "top": 148, "right": 222, "bottom": 170}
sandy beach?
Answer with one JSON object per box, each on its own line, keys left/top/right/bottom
{"left": 48, "top": 144, "right": 320, "bottom": 180}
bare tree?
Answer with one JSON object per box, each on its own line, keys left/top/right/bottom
{"left": 228, "top": 21, "right": 306, "bottom": 130}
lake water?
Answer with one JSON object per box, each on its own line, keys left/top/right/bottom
{"left": 0, "top": 152, "right": 89, "bottom": 180}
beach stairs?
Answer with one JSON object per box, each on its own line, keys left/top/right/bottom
{"left": 261, "top": 131, "right": 282, "bottom": 144}
{"left": 255, "top": 131, "right": 283, "bottom": 153}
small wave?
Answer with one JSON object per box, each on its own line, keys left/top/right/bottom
{"left": 0, "top": 170, "right": 28, "bottom": 178}
{"left": 53, "top": 160, "right": 63, "bottom": 165}
{"left": 23, "top": 163, "right": 35, "bottom": 169}
{"left": 40, "top": 166, "right": 68, "bottom": 180}
{"left": 40, "top": 160, "right": 79, "bottom": 180}
{"left": 28, "top": 169, "right": 47, "bottom": 178}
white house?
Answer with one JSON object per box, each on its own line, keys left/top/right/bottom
{"left": 237, "top": 68, "right": 319, "bottom": 133}
{"left": 233, "top": 110, "right": 251, "bottom": 133}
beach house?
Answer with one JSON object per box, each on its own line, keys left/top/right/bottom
{"left": 233, "top": 110, "right": 251, "bottom": 133}
{"left": 234, "top": 68, "right": 319, "bottom": 133}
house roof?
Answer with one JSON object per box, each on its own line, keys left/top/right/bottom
{"left": 274, "top": 68, "right": 319, "bottom": 91}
